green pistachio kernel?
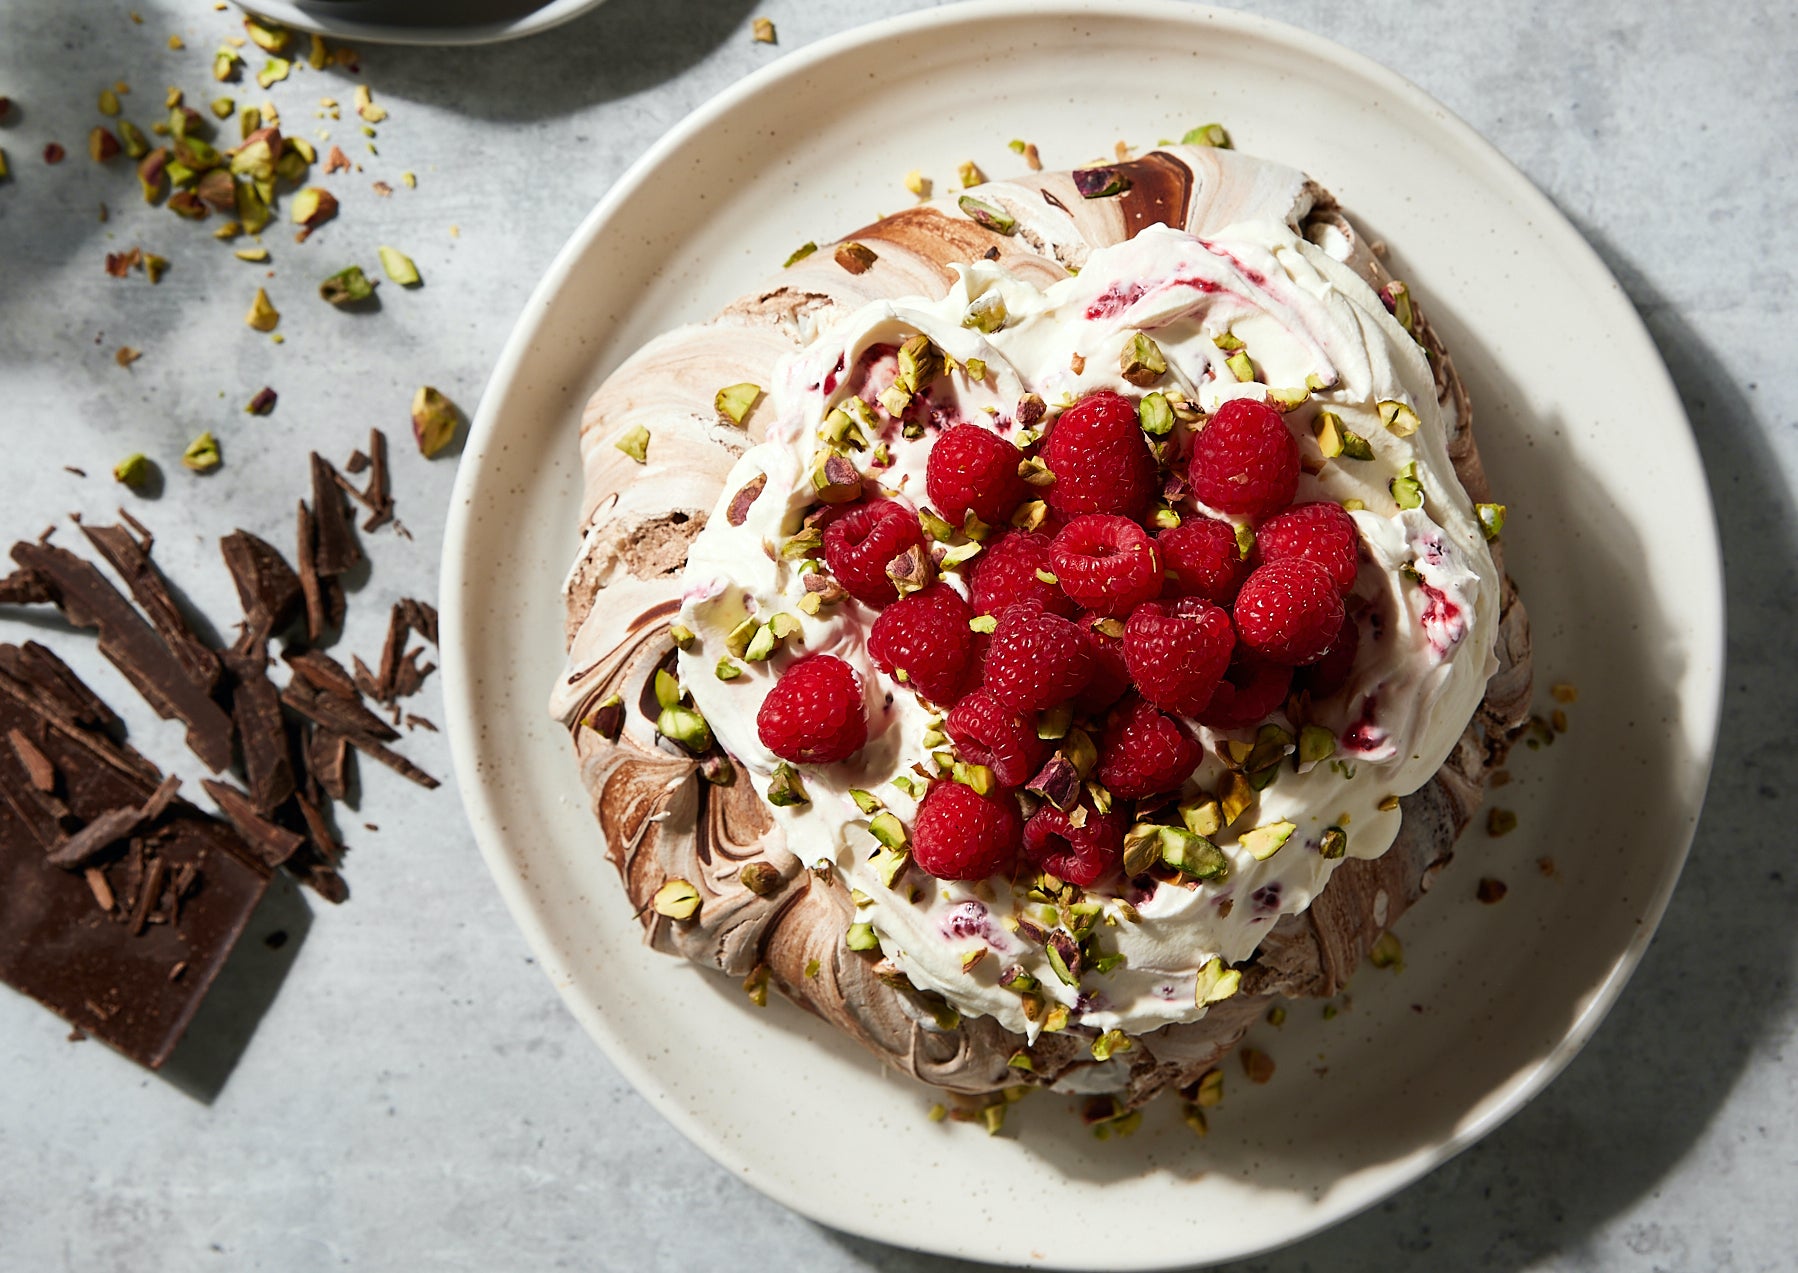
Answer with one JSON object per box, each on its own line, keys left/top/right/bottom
{"left": 1391, "top": 461, "right": 1424, "bottom": 510}
{"left": 1159, "top": 826, "right": 1229, "bottom": 879}
{"left": 743, "top": 624, "right": 778, "bottom": 662}
{"left": 1213, "top": 329, "right": 1245, "bottom": 352}
{"left": 1194, "top": 956, "right": 1242, "bottom": 1005}
{"left": 1225, "top": 349, "right": 1257, "bottom": 382}
{"left": 953, "top": 762, "right": 996, "bottom": 795}
{"left": 1379, "top": 399, "right": 1421, "bottom": 437}
{"left": 962, "top": 290, "right": 1007, "bottom": 334}
{"left": 957, "top": 194, "right": 1017, "bottom": 235}
{"left": 1240, "top": 820, "right": 1297, "bottom": 861}
{"left": 1182, "top": 123, "right": 1233, "bottom": 148}
{"left": 845, "top": 922, "right": 880, "bottom": 951}
{"left": 1036, "top": 705, "right": 1072, "bottom": 741}
{"left": 653, "top": 668, "right": 682, "bottom": 710}
{"left": 1369, "top": 930, "right": 1405, "bottom": 970}
{"left": 714, "top": 382, "right": 762, "bottom": 426}
{"left": 767, "top": 762, "right": 809, "bottom": 807}
{"left": 1137, "top": 391, "right": 1174, "bottom": 436}
{"left": 613, "top": 424, "right": 649, "bottom": 464}
{"left": 656, "top": 704, "right": 712, "bottom": 753}
{"left": 867, "top": 811, "right": 908, "bottom": 851}
{"left": 714, "top": 658, "right": 742, "bottom": 681}
{"left": 377, "top": 245, "right": 420, "bottom": 286}
{"left": 1319, "top": 826, "right": 1348, "bottom": 859}
{"left": 1233, "top": 522, "right": 1255, "bottom": 558}
{"left": 783, "top": 240, "right": 817, "bottom": 267}
{"left": 668, "top": 623, "right": 696, "bottom": 650}
{"left": 1476, "top": 502, "right": 1507, "bottom": 540}
{"left": 1091, "top": 1029, "right": 1132, "bottom": 1062}
{"left": 1298, "top": 724, "right": 1337, "bottom": 767}
{"left": 1179, "top": 797, "right": 1223, "bottom": 838}
{"left": 651, "top": 878, "right": 701, "bottom": 920}
{"left": 1265, "top": 385, "right": 1310, "bottom": 412}
{"left": 182, "top": 432, "right": 222, "bottom": 473}
{"left": 968, "top": 614, "right": 998, "bottom": 634}
{"left": 1120, "top": 332, "right": 1167, "bottom": 387}
{"left": 849, "top": 789, "right": 883, "bottom": 815}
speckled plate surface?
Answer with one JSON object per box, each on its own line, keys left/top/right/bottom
{"left": 440, "top": 3, "right": 1722, "bottom": 1266}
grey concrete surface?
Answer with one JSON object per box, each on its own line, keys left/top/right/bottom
{"left": 0, "top": 1, "right": 1793, "bottom": 1269}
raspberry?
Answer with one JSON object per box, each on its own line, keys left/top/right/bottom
{"left": 1296, "top": 608, "right": 1360, "bottom": 700}
{"left": 1158, "top": 515, "right": 1246, "bottom": 603}
{"left": 1122, "top": 598, "right": 1236, "bottom": 716}
{"left": 867, "top": 582, "right": 976, "bottom": 706}
{"left": 1073, "top": 619, "right": 1132, "bottom": 713}
{"left": 1038, "top": 390, "right": 1159, "bottom": 521}
{"left": 925, "top": 423, "right": 1030, "bottom": 528}
{"left": 755, "top": 654, "right": 867, "bottom": 764}
{"left": 1022, "top": 804, "right": 1124, "bottom": 888}
{"left": 1196, "top": 653, "right": 1293, "bottom": 731}
{"left": 982, "top": 606, "right": 1092, "bottom": 713}
{"left": 944, "top": 690, "right": 1046, "bottom": 789}
{"left": 1187, "top": 398, "right": 1300, "bottom": 519}
{"left": 968, "top": 530, "right": 1078, "bottom": 619}
{"left": 822, "top": 499, "right": 924, "bottom": 608}
{"left": 1050, "top": 515, "right": 1162, "bottom": 616}
{"left": 1096, "top": 696, "right": 1202, "bottom": 800}
{"left": 911, "top": 780, "right": 1023, "bottom": 881}
{"left": 1234, "top": 558, "right": 1345, "bottom": 665}
{"left": 1255, "top": 501, "right": 1360, "bottom": 594}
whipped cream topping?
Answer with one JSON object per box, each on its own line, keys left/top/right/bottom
{"left": 674, "top": 221, "right": 1499, "bottom": 1038}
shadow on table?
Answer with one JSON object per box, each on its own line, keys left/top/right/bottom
{"left": 351, "top": 0, "right": 761, "bottom": 123}
{"left": 811, "top": 227, "right": 1798, "bottom": 1273}
{"left": 159, "top": 872, "right": 314, "bottom": 1105}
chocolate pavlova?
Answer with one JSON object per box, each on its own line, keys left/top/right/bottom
{"left": 551, "top": 142, "right": 1531, "bottom": 1115}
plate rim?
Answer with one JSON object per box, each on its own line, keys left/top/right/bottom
{"left": 440, "top": 1, "right": 1726, "bottom": 1265}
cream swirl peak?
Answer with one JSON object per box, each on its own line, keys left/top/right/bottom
{"left": 672, "top": 219, "right": 1499, "bottom": 1040}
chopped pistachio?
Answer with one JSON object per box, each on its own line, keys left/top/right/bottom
{"left": 354, "top": 84, "right": 387, "bottom": 124}
{"left": 411, "top": 386, "right": 460, "bottom": 458}
{"left": 713, "top": 657, "right": 742, "bottom": 682}
{"left": 903, "top": 168, "right": 930, "bottom": 197}
{"left": 1072, "top": 165, "right": 1131, "bottom": 199}
{"left": 307, "top": 33, "right": 328, "bottom": 69}
{"left": 1182, "top": 123, "right": 1232, "bottom": 148}
{"left": 1378, "top": 793, "right": 1401, "bottom": 812}
{"left": 291, "top": 186, "right": 338, "bottom": 231}
{"left": 319, "top": 264, "right": 375, "bottom": 307}
{"left": 243, "top": 287, "right": 279, "bottom": 332}
{"left": 1120, "top": 332, "right": 1167, "bottom": 386}
{"left": 1182, "top": 1103, "right": 1210, "bottom": 1137}
{"left": 714, "top": 382, "right": 762, "bottom": 426}
{"left": 1313, "top": 409, "right": 1374, "bottom": 461}
{"left": 651, "top": 878, "right": 701, "bottom": 921}
{"left": 182, "top": 433, "right": 222, "bottom": 473}
{"left": 962, "top": 289, "right": 1007, "bottom": 334}
{"left": 1194, "top": 956, "right": 1242, "bottom": 1005}
{"left": 235, "top": 180, "right": 270, "bottom": 232}
{"left": 766, "top": 762, "right": 809, "bottom": 807}
{"left": 1178, "top": 796, "right": 1223, "bottom": 838}
{"left": 1137, "top": 391, "right": 1175, "bottom": 436}
{"left": 1368, "top": 930, "right": 1404, "bottom": 971}
{"left": 1035, "top": 706, "right": 1071, "bottom": 740}
{"left": 1009, "top": 498, "right": 1049, "bottom": 532}
{"left": 957, "top": 159, "right": 984, "bottom": 187}
{"left": 1240, "top": 1048, "right": 1275, "bottom": 1084}
{"left": 743, "top": 624, "right": 777, "bottom": 662}
{"left": 751, "top": 16, "right": 776, "bottom": 42}
{"left": 656, "top": 703, "right": 712, "bottom": 753}
{"left": 1091, "top": 1029, "right": 1132, "bottom": 1061}
{"left": 957, "top": 194, "right": 1017, "bottom": 235}
{"left": 1060, "top": 727, "right": 1097, "bottom": 777}
{"left": 1319, "top": 826, "right": 1348, "bottom": 859}
{"left": 1476, "top": 502, "right": 1507, "bottom": 541}
{"left": 91, "top": 126, "right": 125, "bottom": 161}
{"left": 209, "top": 96, "right": 235, "bottom": 120}
{"left": 1225, "top": 349, "right": 1256, "bottom": 382}
{"left": 233, "top": 246, "right": 269, "bottom": 263}
{"left": 833, "top": 241, "right": 877, "bottom": 274}
{"left": 939, "top": 540, "right": 981, "bottom": 571}
{"left": 742, "top": 964, "right": 770, "bottom": 1007}
{"left": 613, "top": 424, "right": 650, "bottom": 464}
{"left": 1266, "top": 385, "right": 1310, "bottom": 412}
{"left": 1341, "top": 498, "right": 1366, "bottom": 513}
{"left": 377, "top": 245, "right": 421, "bottom": 286}
{"left": 1390, "top": 461, "right": 1423, "bottom": 510}
{"left": 213, "top": 47, "right": 242, "bottom": 81}
{"left": 653, "top": 669, "right": 682, "bottom": 711}
{"left": 243, "top": 15, "right": 290, "bottom": 51}
{"left": 952, "top": 762, "right": 996, "bottom": 796}
{"left": 980, "top": 1103, "right": 1006, "bottom": 1136}
{"left": 927, "top": 1102, "right": 947, "bottom": 1123}
{"left": 1160, "top": 826, "right": 1229, "bottom": 879}
{"left": 964, "top": 356, "right": 986, "bottom": 381}
{"left": 1379, "top": 399, "right": 1421, "bottom": 436}
{"left": 1487, "top": 807, "right": 1517, "bottom": 836}
{"left": 810, "top": 452, "right": 863, "bottom": 504}
{"left": 1016, "top": 455, "right": 1055, "bottom": 488}
{"left": 1218, "top": 770, "right": 1255, "bottom": 826}
{"left": 868, "top": 813, "right": 908, "bottom": 854}
{"left": 1006, "top": 1049, "right": 1034, "bottom": 1072}
{"left": 113, "top": 453, "right": 152, "bottom": 488}
{"left": 256, "top": 57, "right": 291, "bottom": 89}
{"left": 782, "top": 240, "right": 817, "bottom": 268}
{"left": 962, "top": 511, "right": 993, "bottom": 541}
{"left": 1042, "top": 1003, "right": 1070, "bottom": 1033}
{"left": 1213, "top": 329, "right": 1245, "bottom": 352}
{"left": 845, "top": 922, "right": 880, "bottom": 952}
{"left": 1298, "top": 724, "right": 1337, "bottom": 768}
{"left": 1380, "top": 280, "right": 1418, "bottom": 337}
{"left": 245, "top": 386, "right": 277, "bottom": 415}
{"left": 738, "top": 861, "right": 780, "bottom": 896}
{"left": 1240, "top": 820, "right": 1296, "bottom": 861}
{"left": 117, "top": 120, "right": 149, "bottom": 159}
{"left": 1267, "top": 1005, "right": 1288, "bottom": 1027}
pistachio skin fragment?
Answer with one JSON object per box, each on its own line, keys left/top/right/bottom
{"left": 651, "top": 878, "right": 702, "bottom": 921}
{"left": 182, "top": 433, "right": 222, "bottom": 473}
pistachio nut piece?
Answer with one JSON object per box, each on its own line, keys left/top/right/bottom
{"left": 377, "top": 245, "right": 420, "bottom": 286}
{"left": 957, "top": 194, "right": 1017, "bottom": 235}
{"left": 1194, "top": 956, "right": 1242, "bottom": 1005}
{"left": 412, "top": 387, "right": 461, "bottom": 458}
{"left": 1240, "top": 820, "right": 1296, "bottom": 861}
{"left": 1120, "top": 332, "right": 1167, "bottom": 386}
{"left": 182, "top": 433, "right": 222, "bottom": 473}
{"left": 651, "top": 878, "right": 701, "bottom": 921}
{"left": 714, "top": 381, "right": 761, "bottom": 426}
{"left": 766, "top": 762, "right": 810, "bottom": 807}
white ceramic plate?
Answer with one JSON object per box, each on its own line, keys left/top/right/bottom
{"left": 238, "top": 0, "right": 606, "bottom": 46}
{"left": 441, "top": 3, "right": 1723, "bottom": 1266}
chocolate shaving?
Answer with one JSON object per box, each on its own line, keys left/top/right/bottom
{"left": 296, "top": 500, "right": 327, "bottom": 643}
{"left": 80, "top": 522, "right": 222, "bottom": 693}
{"left": 0, "top": 567, "right": 52, "bottom": 607}
{"left": 1, "top": 641, "right": 126, "bottom": 737}
{"left": 331, "top": 428, "right": 395, "bottom": 533}
{"left": 45, "top": 774, "right": 181, "bottom": 869}
{"left": 128, "top": 854, "right": 167, "bottom": 935}
{"left": 279, "top": 681, "right": 437, "bottom": 789}
{"left": 291, "top": 791, "right": 341, "bottom": 866}
{"left": 306, "top": 728, "right": 351, "bottom": 801}
{"left": 8, "top": 728, "right": 56, "bottom": 792}
{"left": 84, "top": 866, "right": 115, "bottom": 912}
{"left": 404, "top": 714, "right": 437, "bottom": 733}
{"left": 345, "top": 450, "right": 370, "bottom": 475}
{"left": 9, "top": 542, "right": 235, "bottom": 771}
{"left": 309, "top": 453, "right": 362, "bottom": 577}
{"left": 200, "top": 778, "right": 304, "bottom": 871}
{"left": 220, "top": 529, "right": 302, "bottom": 645}
{"left": 283, "top": 647, "right": 361, "bottom": 701}
{"left": 222, "top": 650, "right": 295, "bottom": 814}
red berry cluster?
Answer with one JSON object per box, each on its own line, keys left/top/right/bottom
{"left": 757, "top": 387, "right": 1365, "bottom": 888}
